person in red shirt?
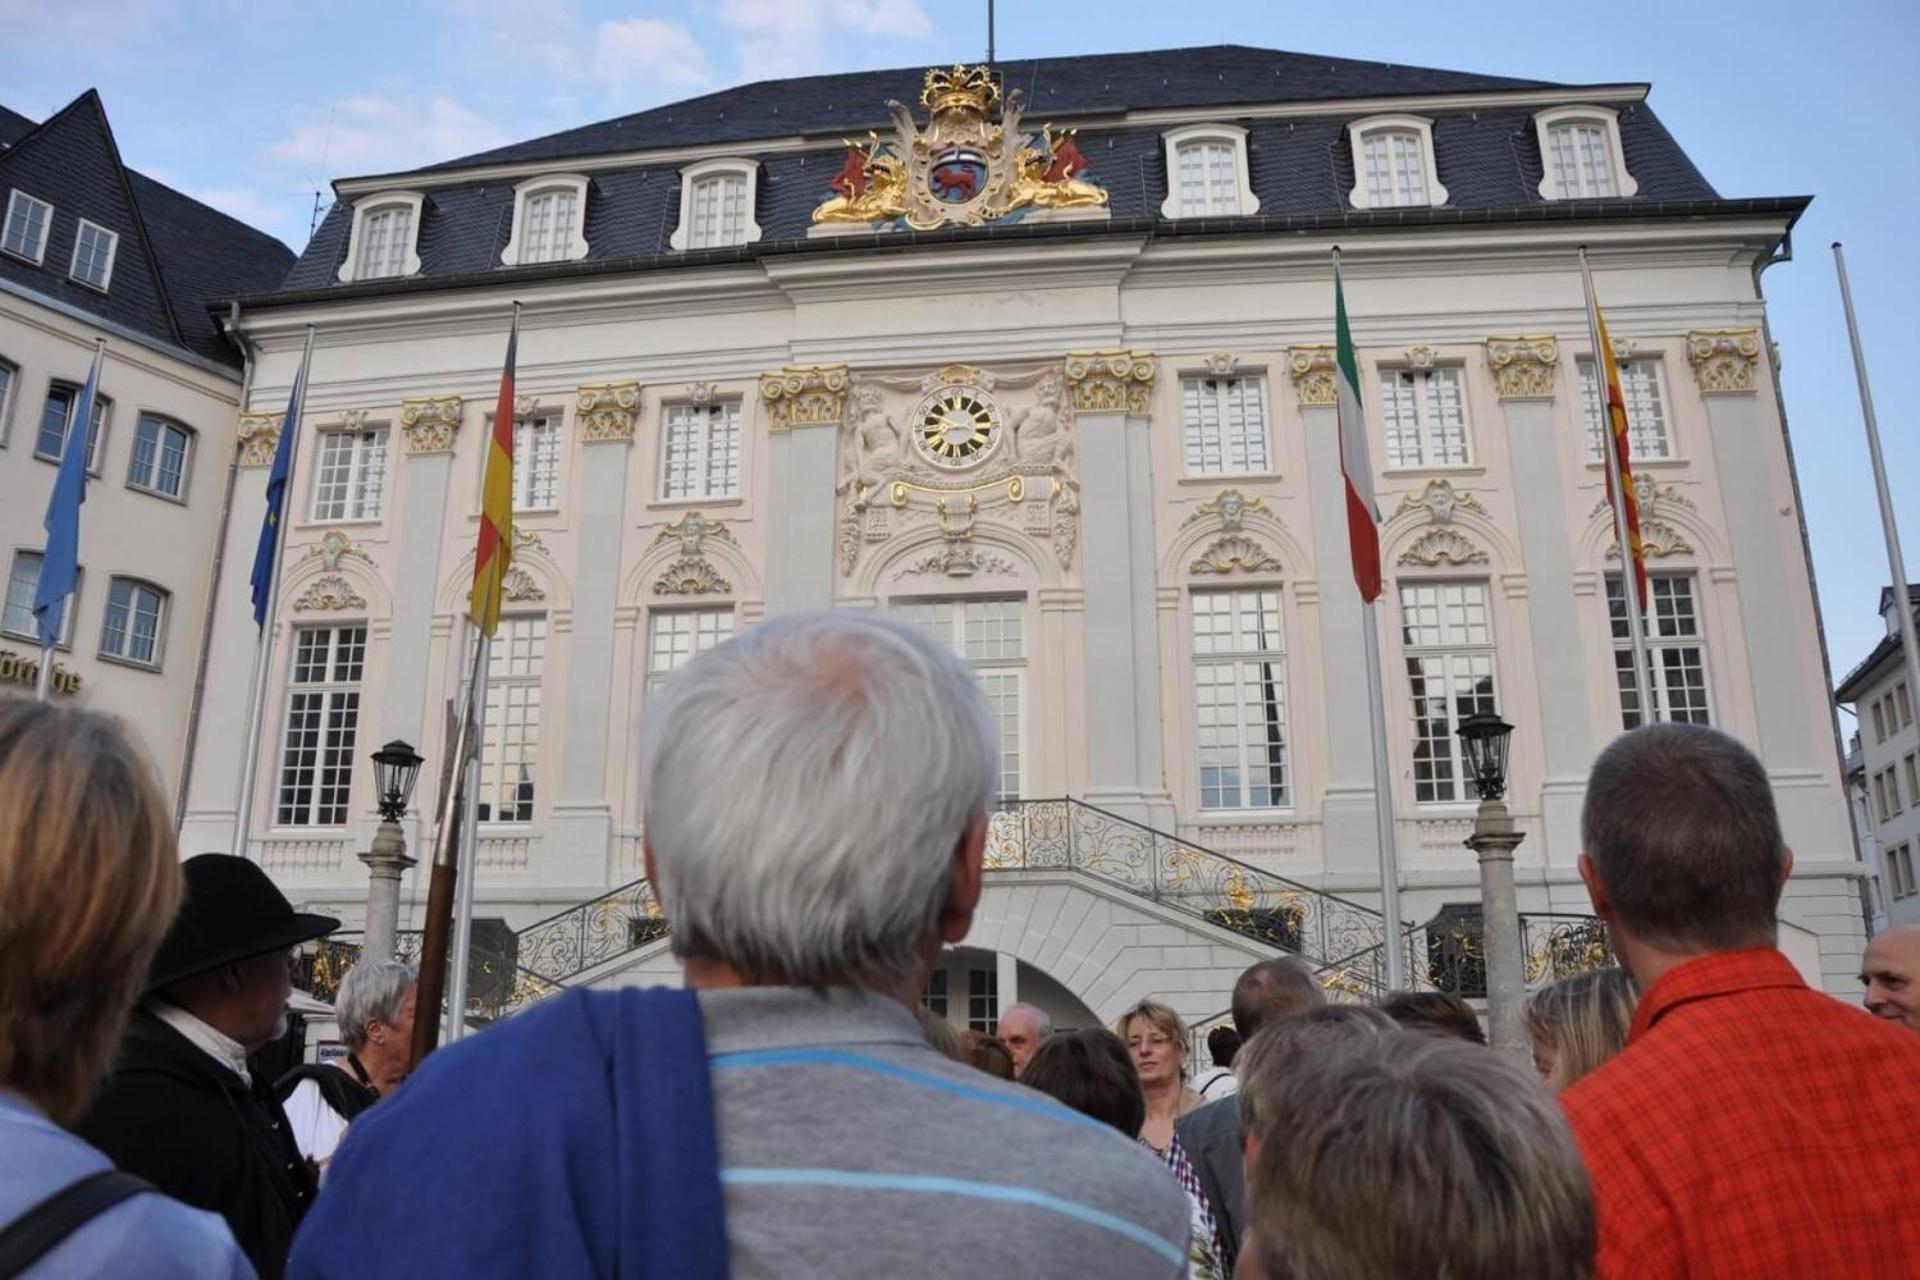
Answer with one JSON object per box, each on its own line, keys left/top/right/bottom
{"left": 1563, "top": 723, "right": 1920, "bottom": 1279}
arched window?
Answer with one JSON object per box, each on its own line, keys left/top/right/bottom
{"left": 340, "top": 192, "right": 424, "bottom": 282}
{"left": 670, "top": 159, "right": 761, "bottom": 251}
{"left": 1534, "top": 106, "right": 1638, "bottom": 201}
{"left": 503, "top": 175, "right": 590, "bottom": 266}
{"left": 127, "top": 413, "right": 194, "bottom": 499}
{"left": 99, "top": 576, "right": 168, "bottom": 668}
{"left": 1347, "top": 115, "right": 1447, "bottom": 210}
{"left": 1160, "top": 124, "right": 1258, "bottom": 219}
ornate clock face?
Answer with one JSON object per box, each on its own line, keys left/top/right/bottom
{"left": 915, "top": 387, "right": 1000, "bottom": 469}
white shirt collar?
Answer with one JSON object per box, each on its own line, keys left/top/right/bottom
{"left": 147, "top": 999, "right": 253, "bottom": 1086}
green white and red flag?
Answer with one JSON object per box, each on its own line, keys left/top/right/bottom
{"left": 1333, "top": 260, "right": 1382, "bottom": 602}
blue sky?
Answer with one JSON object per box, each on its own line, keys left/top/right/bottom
{"left": 2, "top": 0, "right": 1913, "bottom": 717}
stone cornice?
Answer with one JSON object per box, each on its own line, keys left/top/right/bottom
{"left": 399, "top": 395, "right": 462, "bottom": 455}
{"left": 1686, "top": 328, "right": 1762, "bottom": 395}
{"left": 760, "top": 365, "right": 848, "bottom": 432}
{"left": 1286, "top": 345, "right": 1337, "bottom": 407}
{"left": 1063, "top": 350, "right": 1156, "bottom": 414}
{"left": 1484, "top": 335, "right": 1560, "bottom": 400}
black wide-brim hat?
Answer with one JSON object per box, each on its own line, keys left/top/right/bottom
{"left": 146, "top": 854, "right": 340, "bottom": 992}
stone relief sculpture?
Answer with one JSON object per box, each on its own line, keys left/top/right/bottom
{"left": 838, "top": 385, "right": 904, "bottom": 507}
{"left": 1011, "top": 371, "right": 1074, "bottom": 473}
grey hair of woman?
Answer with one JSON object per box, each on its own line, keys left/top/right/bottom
{"left": 335, "top": 960, "right": 418, "bottom": 1052}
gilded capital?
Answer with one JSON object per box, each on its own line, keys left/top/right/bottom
{"left": 1686, "top": 329, "right": 1761, "bottom": 395}
{"left": 577, "top": 381, "right": 641, "bottom": 443}
{"left": 760, "top": 365, "right": 849, "bottom": 432}
{"left": 1484, "top": 335, "right": 1560, "bottom": 401}
{"left": 236, "top": 411, "right": 284, "bottom": 468}
{"left": 1063, "top": 350, "right": 1156, "bottom": 414}
{"left": 1287, "top": 345, "right": 1337, "bottom": 407}
{"left": 400, "top": 395, "right": 463, "bottom": 455}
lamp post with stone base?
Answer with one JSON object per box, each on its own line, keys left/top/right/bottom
{"left": 1458, "top": 712, "right": 1526, "bottom": 1053}
{"left": 361, "top": 739, "right": 424, "bottom": 963}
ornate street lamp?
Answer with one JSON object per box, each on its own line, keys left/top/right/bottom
{"left": 360, "top": 740, "right": 424, "bottom": 962}
{"left": 1457, "top": 712, "right": 1524, "bottom": 1053}
{"left": 372, "top": 739, "right": 425, "bottom": 823}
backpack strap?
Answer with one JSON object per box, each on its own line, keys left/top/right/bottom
{"left": 0, "top": 1169, "right": 152, "bottom": 1278}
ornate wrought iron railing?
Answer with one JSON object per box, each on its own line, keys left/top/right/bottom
{"left": 1420, "top": 910, "right": 1617, "bottom": 998}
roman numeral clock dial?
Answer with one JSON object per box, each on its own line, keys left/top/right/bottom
{"left": 914, "top": 388, "right": 1001, "bottom": 469}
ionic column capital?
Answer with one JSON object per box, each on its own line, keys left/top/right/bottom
{"left": 1063, "top": 350, "right": 1156, "bottom": 414}
{"left": 1483, "top": 335, "right": 1561, "bottom": 401}
{"left": 1686, "top": 329, "right": 1762, "bottom": 395}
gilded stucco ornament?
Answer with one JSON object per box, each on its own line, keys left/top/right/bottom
{"left": 654, "top": 510, "right": 736, "bottom": 555}
{"left": 1287, "top": 346, "right": 1338, "bottom": 407}
{"left": 760, "top": 365, "right": 849, "bottom": 432}
{"left": 654, "top": 557, "right": 732, "bottom": 595}
{"left": 1203, "top": 353, "right": 1239, "bottom": 377}
{"left": 290, "top": 574, "right": 367, "bottom": 612}
{"left": 1393, "top": 478, "right": 1486, "bottom": 526}
{"left": 1686, "top": 329, "right": 1762, "bottom": 395}
{"left": 897, "top": 543, "right": 1017, "bottom": 579}
{"left": 1405, "top": 345, "right": 1437, "bottom": 371}
{"left": 301, "top": 531, "right": 375, "bottom": 573}
{"left": 1484, "top": 336, "right": 1560, "bottom": 400}
{"left": 576, "top": 382, "right": 641, "bottom": 443}
{"left": 1608, "top": 519, "right": 1693, "bottom": 560}
{"left": 1063, "top": 350, "right": 1155, "bottom": 414}
{"left": 1184, "top": 488, "right": 1272, "bottom": 532}
{"left": 1398, "top": 527, "right": 1490, "bottom": 567}
{"left": 1190, "top": 534, "right": 1282, "bottom": 575}
{"left": 400, "top": 395, "right": 463, "bottom": 455}
{"left": 236, "top": 412, "right": 284, "bottom": 469}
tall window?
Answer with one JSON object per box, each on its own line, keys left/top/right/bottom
{"left": 967, "top": 968, "right": 999, "bottom": 1033}
{"left": 1906, "top": 752, "right": 1919, "bottom": 808}
{"left": 659, "top": 402, "right": 741, "bottom": 500}
{"left": 1898, "top": 682, "right": 1914, "bottom": 729}
{"left": 1175, "top": 140, "right": 1240, "bottom": 216}
{"left": 518, "top": 188, "right": 577, "bottom": 264}
{"left": 0, "top": 358, "right": 15, "bottom": 443}
{"left": 1192, "top": 588, "right": 1289, "bottom": 809}
{"left": 1400, "top": 581, "right": 1497, "bottom": 803}
{"left": 1609, "top": 575, "right": 1711, "bottom": 729}
{"left": 36, "top": 384, "right": 109, "bottom": 471}
{"left": 99, "top": 578, "right": 165, "bottom": 667}
{"left": 311, "top": 426, "right": 389, "bottom": 521}
{"left": 1889, "top": 844, "right": 1916, "bottom": 900}
{"left": 275, "top": 625, "right": 366, "bottom": 827}
{"left": 1180, "top": 376, "right": 1268, "bottom": 475}
{"left": 1874, "top": 701, "right": 1889, "bottom": 744}
{"left": 687, "top": 174, "right": 749, "bottom": 249}
{"left": 476, "top": 617, "right": 545, "bottom": 823}
{"left": 1579, "top": 358, "right": 1672, "bottom": 460}
{"left": 1361, "top": 131, "right": 1428, "bottom": 207}
{"left": 646, "top": 608, "right": 735, "bottom": 695}
{"left": 2, "top": 551, "right": 78, "bottom": 645}
{"left": 1379, "top": 367, "right": 1471, "bottom": 468}
{"left": 895, "top": 597, "right": 1025, "bottom": 803}
{"left": 70, "top": 220, "right": 118, "bottom": 289}
{"left": 127, "top": 414, "right": 192, "bottom": 498}
{"left": 1546, "top": 122, "right": 1618, "bottom": 199}
{"left": 356, "top": 205, "right": 412, "bottom": 279}
{"left": 2, "top": 191, "right": 52, "bottom": 262}
{"left": 512, "top": 414, "right": 560, "bottom": 510}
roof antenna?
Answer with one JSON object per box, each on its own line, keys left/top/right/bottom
{"left": 306, "top": 106, "right": 337, "bottom": 242}
{"left": 987, "top": 0, "right": 995, "bottom": 63}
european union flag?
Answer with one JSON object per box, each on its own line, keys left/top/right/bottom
{"left": 249, "top": 361, "right": 306, "bottom": 628}
{"left": 33, "top": 342, "right": 104, "bottom": 651}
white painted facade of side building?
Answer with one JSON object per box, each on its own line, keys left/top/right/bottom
{"left": 1836, "top": 589, "right": 1920, "bottom": 928}
{"left": 177, "top": 210, "right": 1868, "bottom": 1006}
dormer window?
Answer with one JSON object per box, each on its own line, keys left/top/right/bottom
{"left": 3, "top": 190, "right": 53, "bottom": 264}
{"left": 1534, "top": 106, "right": 1638, "bottom": 201}
{"left": 1347, "top": 115, "right": 1447, "bottom": 210}
{"left": 70, "top": 219, "right": 118, "bottom": 290}
{"left": 502, "top": 174, "right": 590, "bottom": 267}
{"left": 670, "top": 158, "right": 761, "bottom": 252}
{"left": 338, "top": 192, "right": 425, "bottom": 283}
{"left": 1160, "top": 124, "right": 1259, "bottom": 219}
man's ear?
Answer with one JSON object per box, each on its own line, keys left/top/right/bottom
{"left": 1779, "top": 845, "right": 1795, "bottom": 888}
{"left": 938, "top": 812, "right": 988, "bottom": 944}
{"left": 1578, "top": 853, "right": 1612, "bottom": 922}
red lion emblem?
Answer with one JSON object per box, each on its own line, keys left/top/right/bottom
{"left": 830, "top": 146, "right": 869, "bottom": 200}
{"left": 1045, "top": 134, "right": 1090, "bottom": 183}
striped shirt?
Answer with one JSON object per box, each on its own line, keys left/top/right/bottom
{"left": 700, "top": 987, "right": 1191, "bottom": 1279}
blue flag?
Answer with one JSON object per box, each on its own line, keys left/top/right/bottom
{"left": 33, "top": 344, "right": 103, "bottom": 650}
{"left": 249, "top": 360, "right": 307, "bottom": 628}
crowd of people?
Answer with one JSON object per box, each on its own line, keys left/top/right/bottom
{"left": 3, "top": 610, "right": 1919, "bottom": 1278}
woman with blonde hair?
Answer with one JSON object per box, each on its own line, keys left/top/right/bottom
{"left": 1524, "top": 966, "right": 1640, "bottom": 1092}
{"left": 1115, "top": 999, "right": 1223, "bottom": 1272}
{"left": 0, "top": 697, "right": 251, "bottom": 1276}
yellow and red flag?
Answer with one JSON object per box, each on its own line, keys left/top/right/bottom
{"left": 1581, "top": 272, "right": 1647, "bottom": 611}
{"left": 469, "top": 307, "right": 519, "bottom": 634}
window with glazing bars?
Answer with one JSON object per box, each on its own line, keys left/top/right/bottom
{"left": 1400, "top": 581, "right": 1497, "bottom": 803}
{"left": 1192, "top": 588, "right": 1288, "bottom": 809}
{"left": 1579, "top": 358, "right": 1672, "bottom": 460}
{"left": 646, "top": 608, "right": 735, "bottom": 696}
{"left": 276, "top": 626, "right": 366, "bottom": 826}
{"left": 688, "top": 175, "right": 748, "bottom": 248}
{"left": 893, "top": 597, "right": 1024, "bottom": 803}
{"left": 36, "top": 384, "right": 109, "bottom": 470}
{"left": 1362, "top": 131, "right": 1428, "bottom": 206}
{"left": 967, "top": 968, "right": 999, "bottom": 1033}
{"left": 475, "top": 616, "right": 544, "bottom": 823}
{"left": 1180, "top": 376, "right": 1268, "bottom": 475}
{"left": 512, "top": 414, "right": 560, "bottom": 510}
{"left": 1176, "top": 141, "right": 1240, "bottom": 216}
{"left": 1609, "top": 575, "right": 1711, "bottom": 729}
{"left": 659, "top": 402, "right": 741, "bottom": 500}
{"left": 3, "top": 191, "right": 51, "bottom": 261}
{"left": 519, "top": 189, "right": 577, "bottom": 264}
{"left": 311, "top": 427, "right": 389, "bottom": 520}
{"left": 2, "top": 551, "right": 78, "bottom": 645}
{"left": 356, "top": 206, "right": 412, "bottom": 278}
{"left": 70, "top": 220, "right": 117, "bottom": 289}
{"left": 100, "top": 578, "right": 165, "bottom": 667}
{"left": 128, "top": 414, "right": 191, "bottom": 498}
{"left": 1378, "top": 367, "right": 1471, "bottom": 468}
{"left": 1547, "top": 122, "right": 1618, "bottom": 198}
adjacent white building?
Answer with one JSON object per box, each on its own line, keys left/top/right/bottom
{"left": 1835, "top": 585, "right": 1920, "bottom": 928}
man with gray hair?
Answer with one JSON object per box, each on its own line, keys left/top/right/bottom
{"left": 1563, "top": 724, "right": 1920, "bottom": 1278}
{"left": 276, "top": 959, "right": 417, "bottom": 1178}
{"left": 995, "top": 1002, "right": 1052, "bottom": 1076}
{"left": 292, "top": 613, "right": 1190, "bottom": 1280}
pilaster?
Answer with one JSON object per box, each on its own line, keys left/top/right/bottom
{"left": 761, "top": 366, "right": 847, "bottom": 614}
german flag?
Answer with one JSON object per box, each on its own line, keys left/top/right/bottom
{"left": 469, "top": 306, "right": 519, "bottom": 634}
{"left": 1582, "top": 274, "right": 1648, "bottom": 611}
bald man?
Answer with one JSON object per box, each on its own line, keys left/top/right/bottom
{"left": 995, "top": 1005, "right": 1051, "bottom": 1076}
{"left": 1861, "top": 925, "right": 1920, "bottom": 1031}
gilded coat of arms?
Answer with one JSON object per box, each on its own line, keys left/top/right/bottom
{"left": 812, "top": 65, "right": 1108, "bottom": 230}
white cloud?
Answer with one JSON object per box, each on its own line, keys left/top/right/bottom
{"left": 266, "top": 91, "right": 509, "bottom": 176}
{"left": 593, "top": 17, "right": 714, "bottom": 95}
{"left": 854, "top": 0, "right": 933, "bottom": 39}
{"left": 712, "top": 0, "right": 931, "bottom": 39}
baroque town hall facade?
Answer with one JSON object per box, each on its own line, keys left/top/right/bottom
{"left": 169, "top": 47, "right": 1859, "bottom": 1030}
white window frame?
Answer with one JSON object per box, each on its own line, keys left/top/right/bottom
{"left": 1533, "top": 105, "right": 1638, "bottom": 202}
{"left": 1890, "top": 844, "right": 1916, "bottom": 899}
{"left": 126, "top": 412, "right": 194, "bottom": 501}
{"left": 274, "top": 625, "right": 367, "bottom": 828}
{"left": 2, "top": 550, "right": 80, "bottom": 647}
{"left": 1378, "top": 364, "right": 1474, "bottom": 469}
{"left": 501, "top": 173, "right": 590, "bottom": 267}
{"left": 1159, "top": 123, "right": 1258, "bottom": 219}
{"left": 1399, "top": 580, "right": 1498, "bottom": 805}
{"left": 472, "top": 615, "right": 546, "bottom": 825}
{"left": 337, "top": 191, "right": 425, "bottom": 283}
{"left": 98, "top": 576, "right": 167, "bottom": 669}
{"left": 35, "top": 382, "right": 111, "bottom": 475}
{"left": 1347, "top": 115, "right": 1447, "bottom": 210}
{"left": 68, "top": 218, "right": 119, "bottom": 291}
{"left": 669, "top": 158, "right": 761, "bottom": 252}
{"left": 657, "top": 399, "right": 742, "bottom": 502}
{"left": 1578, "top": 356, "right": 1674, "bottom": 461}
{"left": 508, "top": 411, "right": 562, "bottom": 512}
{"left": 645, "top": 608, "right": 736, "bottom": 698}
{"left": 1608, "top": 573, "right": 1713, "bottom": 730}
{"left": 1179, "top": 373, "right": 1271, "bottom": 476}
{"left": 1191, "top": 587, "right": 1291, "bottom": 811}
{"left": 892, "top": 597, "right": 1027, "bottom": 804}
{"left": 309, "top": 425, "right": 390, "bottom": 522}
{"left": 2, "top": 190, "right": 53, "bottom": 264}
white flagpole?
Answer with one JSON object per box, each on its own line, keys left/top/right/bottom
{"left": 231, "top": 326, "right": 317, "bottom": 858}
{"left": 37, "top": 339, "right": 107, "bottom": 701}
{"left": 1834, "top": 242, "right": 1920, "bottom": 741}
{"left": 445, "top": 627, "right": 490, "bottom": 1040}
{"left": 1360, "top": 600, "right": 1407, "bottom": 990}
{"left": 1578, "top": 249, "right": 1654, "bottom": 723}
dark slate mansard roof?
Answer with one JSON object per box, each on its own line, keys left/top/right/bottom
{"left": 0, "top": 91, "right": 294, "bottom": 368}
{"left": 268, "top": 44, "right": 1797, "bottom": 302}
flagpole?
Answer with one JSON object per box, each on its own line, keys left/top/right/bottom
{"left": 1834, "top": 242, "right": 1920, "bottom": 739}
{"left": 231, "top": 326, "right": 316, "bottom": 858}
{"left": 444, "top": 628, "right": 491, "bottom": 1041}
{"left": 1578, "top": 249, "right": 1654, "bottom": 722}
{"left": 35, "top": 338, "right": 107, "bottom": 700}
{"left": 412, "top": 633, "right": 482, "bottom": 1065}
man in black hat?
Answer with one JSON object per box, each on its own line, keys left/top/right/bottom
{"left": 77, "top": 854, "right": 338, "bottom": 1280}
